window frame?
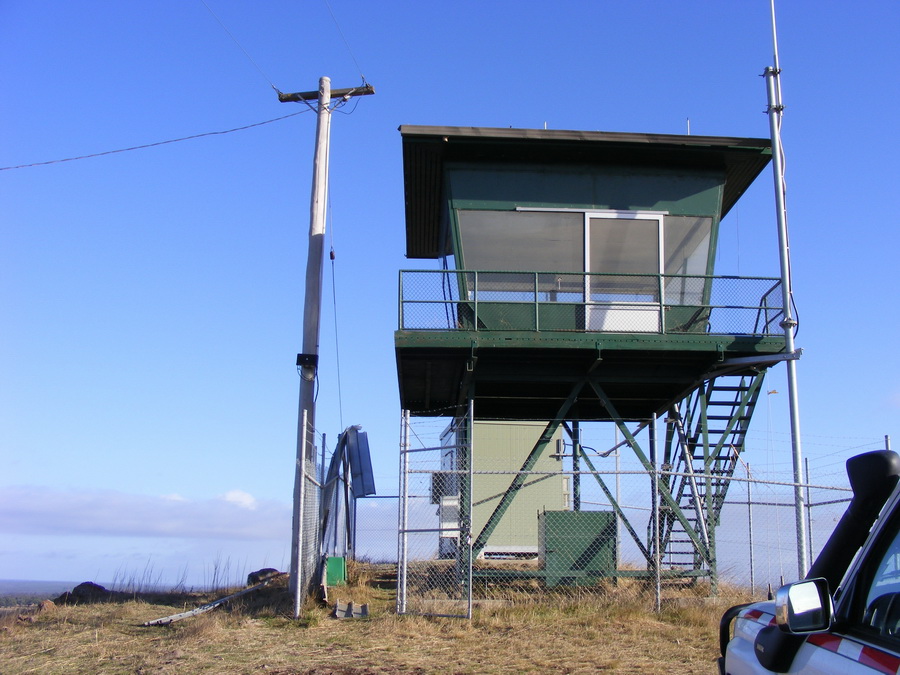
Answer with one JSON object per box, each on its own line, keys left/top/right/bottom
{"left": 833, "top": 487, "right": 900, "bottom": 653}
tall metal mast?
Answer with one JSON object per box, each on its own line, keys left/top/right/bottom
{"left": 764, "top": 1, "right": 808, "bottom": 577}
{"left": 281, "top": 77, "right": 374, "bottom": 615}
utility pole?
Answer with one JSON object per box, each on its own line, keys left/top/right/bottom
{"left": 283, "top": 76, "right": 374, "bottom": 614}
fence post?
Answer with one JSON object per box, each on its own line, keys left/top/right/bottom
{"left": 747, "top": 463, "right": 755, "bottom": 596}
{"left": 651, "top": 413, "right": 662, "bottom": 612}
{"left": 615, "top": 428, "right": 621, "bottom": 565}
{"left": 467, "top": 398, "right": 474, "bottom": 620}
{"left": 805, "top": 457, "right": 814, "bottom": 563}
{"left": 291, "top": 410, "right": 309, "bottom": 619}
{"left": 397, "top": 410, "right": 410, "bottom": 614}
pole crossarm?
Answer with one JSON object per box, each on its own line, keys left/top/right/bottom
{"left": 279, "top": 84, "right": 375, "bottom": 103}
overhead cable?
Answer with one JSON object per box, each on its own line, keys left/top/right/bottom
{"left": 0, "top": 110, "right": 309, "bottom": 171}
{"left": 322, "top": 0, "right": 369, "bottom": 85}
{"left": 201, "top": 0, "right": 282, "bottom": 95}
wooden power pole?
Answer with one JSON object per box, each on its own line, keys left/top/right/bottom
{"left": 281, "top": 76, "right": 374, "bottom": 616}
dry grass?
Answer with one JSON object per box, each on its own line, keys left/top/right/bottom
{"left": 0, "top": 565, "right": 750, "bottom": 674}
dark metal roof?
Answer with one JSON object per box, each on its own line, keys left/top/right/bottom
{"left": 400, "top": 125, "right": 772, "bottom": 259}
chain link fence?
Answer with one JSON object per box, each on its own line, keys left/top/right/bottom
{"left": 353, "top": 496, "right": 401, "bottom": 562}
{"left": 390, "top": 414, "right": 853, "bottom": 617}
{"left": 289, "top": 413, "right": 322, "bottom": 617}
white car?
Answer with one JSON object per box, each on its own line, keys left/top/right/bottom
{"left": 720, "top": 450, "right": 900, "bottom": 674}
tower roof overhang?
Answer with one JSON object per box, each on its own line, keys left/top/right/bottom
{"left": 400, "top": 125, "right": 772, "bottom": 259}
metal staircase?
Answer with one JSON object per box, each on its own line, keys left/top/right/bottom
{"left": 657, "top": 372, "right": 766, "bottom": 572}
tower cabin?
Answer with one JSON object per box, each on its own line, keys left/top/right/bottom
{"left": 396, "top": 126, "right": 786, "bottom": 422}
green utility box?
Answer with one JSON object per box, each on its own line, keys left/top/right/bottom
{"left": 325, "top": 556, "right": 347, "bottom": 586}
{"left": 538, "top": 511, "right": 617, "bottom": 587}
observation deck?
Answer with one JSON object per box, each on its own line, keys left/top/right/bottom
{"left": 394, "top": 125, "right": 787, "bottom": 421}
{"left": 396, "top": 269, "right": 786, "bottom": 419}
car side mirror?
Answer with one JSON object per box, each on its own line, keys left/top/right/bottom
{"left": 775, "top": 577, "right": 833, "bottom": 634}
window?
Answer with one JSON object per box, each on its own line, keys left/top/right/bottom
{"left": 858, "top": 525, "right": 900, "bottom": 644}
{"left": 664, "top": 215, "right": 712, "bottom": 306}
{"left": 837, "top": 512, "right": 900, "bottom": 650}
{"left": 454, "top": 208, "right": 714, "bottom": 332}
{"left": 586, "top": 213, "right": 663, "bottom": 331}
{"left": 457, "top": 209, "right": 711, "bottom": 282}
{"left": 457, "top": 210, "right": 583, "bottom": 273}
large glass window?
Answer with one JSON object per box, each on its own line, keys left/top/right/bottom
{"left": 664, "top": 216, "right": 712, "bottom": 276}
{"left": 588, "top": 215, "right": 661, "bottom": 300}
{"left": 453, "top": 208, "right": 714, "bottom": 331}
{"left": 457, "top": 210, "right": 583, "bottom": 272}
{"left": 457, "top": 210, "right": 583, "bottom": 297}
{"left": 664, "top": 216, "right": 713, "bottom": 306}
{"left": 589, "top": 216, "right": 660, "bottom": 276}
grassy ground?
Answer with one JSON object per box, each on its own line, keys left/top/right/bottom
{"left": 1, "top": 564, "right": 746, "bottom": 674}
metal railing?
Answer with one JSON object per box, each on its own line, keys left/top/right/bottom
{"left": 399, "top": 270, "right": 784, "bottom": 337}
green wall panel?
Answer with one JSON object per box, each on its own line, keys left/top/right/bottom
{"left": 447, "top": 164, "right": 724, "bottom": 218}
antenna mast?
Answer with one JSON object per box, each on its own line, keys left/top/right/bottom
{"left": 764, "top": 0, "right": 808, "bottom": 578}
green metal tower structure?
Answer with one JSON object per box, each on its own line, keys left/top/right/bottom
{"left": 395, "top": 126, "right": 790, "bottom": 587}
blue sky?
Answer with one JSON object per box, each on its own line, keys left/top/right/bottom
{"left": 2, "top": 0, "right": 898, "bottom": 585}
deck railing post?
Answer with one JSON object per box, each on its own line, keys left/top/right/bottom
{"left": 398, "top": 271, "right": 404, "bottom": 330}
{"left": 473, "top": 271, "right": 478, "bottom": 330}
{"left": 658, "top": 273, "right": 665, "bottom": 334}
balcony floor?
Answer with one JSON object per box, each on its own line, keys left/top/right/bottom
{"left": 395, "top": 330, "right": 787, "bottom": 420}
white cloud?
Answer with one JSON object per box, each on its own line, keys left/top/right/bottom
{"left": 0, "top": 486, "right": 288, "bottom": 541}
{"left": 221, "top": 489, "right": 257, "bottom": 510}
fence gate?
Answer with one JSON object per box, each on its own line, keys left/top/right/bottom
{"left": 397, "top": 408, "right": 473, "bottom": 618}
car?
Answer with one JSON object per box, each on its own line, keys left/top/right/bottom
{"left": 720, "top": 449, "right": 900, "bottom": 674}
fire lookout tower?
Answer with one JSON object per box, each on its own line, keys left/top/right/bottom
{"left": 395, "top": 126, "right": 789, "bottom": 594}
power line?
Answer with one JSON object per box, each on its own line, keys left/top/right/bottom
{"left": 328, "top": 185, "right": 345, "bottom": 431}
{"left": 0, "top": 110, "right": 309, "bottom": 171}
{"left": 322, "top": 0, "right": 369, "bottom": 85}
{"left": 200, "top": 0, "right": 281, "bottom": 95}
{"left": 330, "top": 246, "right": 344, "bottom": 431}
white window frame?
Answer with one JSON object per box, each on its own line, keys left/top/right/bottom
{"left": 517, "top": 208, "right": 667, "bottom": 332}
